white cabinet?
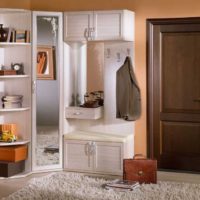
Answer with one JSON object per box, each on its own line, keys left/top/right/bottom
{"left": 0, "top": 9, "right": 32, "bottom": 174}
{"left": 94, "top": 142, "right": 123, "bottom": 174}
{"left": 64, "top": 131, "right": 134, "bottom": 175}
{"left": 64, "top": 140, "right": 93, "bottom": 171}
{"left": 64, "top": 10, "right": 134, "bottom": 42}
{"left": 64, "top": 11, "right": 93, "bottom": 41}
{"left": 64, "top": 140, "right": 123, "bottom": 174}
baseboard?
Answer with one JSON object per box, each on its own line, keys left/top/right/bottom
{"left": 158, "top": 171, "right": 200, "bottom": 183}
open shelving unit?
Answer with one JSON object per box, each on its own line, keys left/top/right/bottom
{"left": 0, "top": 8, "right": 32, "bottom": 175}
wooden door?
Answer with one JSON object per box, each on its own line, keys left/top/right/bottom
{"left": 147, "top": 18, "right": 200, "bottom": 172}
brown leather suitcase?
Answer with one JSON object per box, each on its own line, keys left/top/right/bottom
{"left": 123, "top": 154, "right": 157, "bottom": 184}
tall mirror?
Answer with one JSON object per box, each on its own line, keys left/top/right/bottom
{"left": 32, "top": 12, "right": 63, "bottom": 170}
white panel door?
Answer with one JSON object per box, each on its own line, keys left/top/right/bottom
{"left": 94, "top": 142, "right": 123, "bottom": 174}
{"left": 64, "top": 11, "right": 93, "bottom": 41}
{"left": 93, "top": 11, "right": 123, "bottom": 41}
{"left": 64, "top": 140, "right": 93, "bottom": 171}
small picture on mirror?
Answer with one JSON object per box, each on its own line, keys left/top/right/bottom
{"left": 37, "top": 45, "right": 55, "bottom": 80}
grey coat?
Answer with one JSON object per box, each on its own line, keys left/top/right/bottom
{"left": 116, "top": 56, "right": 141, "bottom": 121}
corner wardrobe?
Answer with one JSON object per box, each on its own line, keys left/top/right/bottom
{"left": 0, "top": 8, "right": 135, "bottom": 177}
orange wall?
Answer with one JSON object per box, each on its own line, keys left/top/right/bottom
{"left": 2, "top": 0, "right": 200, "bottom": 156}
{"left": 0, "top": 0, "right": 30, "bottom": 9}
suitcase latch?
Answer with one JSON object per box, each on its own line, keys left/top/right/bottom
{"left": 138, "top": 170, "right": 144, "bottom": 176}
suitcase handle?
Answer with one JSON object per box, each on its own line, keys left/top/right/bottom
{"left": 133, "top": 154, "right": 146, "bottom": 159}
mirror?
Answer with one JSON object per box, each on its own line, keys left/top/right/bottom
{"left": 70, "top": 42, "right": 104, "bottom": 107}
{"left": 34, "top": 14, "right": 61, "bottom": 168}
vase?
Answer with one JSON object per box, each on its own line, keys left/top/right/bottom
{"left": 0, "top": 24, "right": 8, "bottom": 42}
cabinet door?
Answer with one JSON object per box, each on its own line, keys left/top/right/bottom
{"left": 64, "top": 11, "right": 93, "bottom": 41}
{"left": 64, "top": 140, "right": 93, "bottom": 171}
{"left": 93, "top": 11, "right": 123, "bottom": 41}
{"left": 94, "top": 142, "right": 123, "bottom": 174}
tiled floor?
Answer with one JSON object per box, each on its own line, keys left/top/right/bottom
{"left": 0, "top": 171, "right": 200, "bottom": 199}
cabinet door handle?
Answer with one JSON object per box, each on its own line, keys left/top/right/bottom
{"left": 91, "top": 141, "right": 96, "bottom": 154}
{"left": 89, "top": 27, "right": 95, "bottom": 40}
{"left": 84, "top": 28, "right": 89, "bottom": 40}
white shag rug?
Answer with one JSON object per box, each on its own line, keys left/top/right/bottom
{"left": 36, "top": 134, "right": 59, "bottom": 166}
{"left": 3, "top": 172, "right": 200, "bottom": 200}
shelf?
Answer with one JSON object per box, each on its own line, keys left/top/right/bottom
{"left": 0, "top": 140, "right": 30, "bottom": 146}
{"left": 0, "top": 42, "right": 31, "bottom": 47}
{"left": 0, "top": 75, "right": 29, "bottom": 79}
{"left": 0, "top": 107, "right": 30, "bottom": 112}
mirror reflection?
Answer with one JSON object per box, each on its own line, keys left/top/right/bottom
{"left": 83, "top": 42, "right": 104, "bottom": 107}
{"left": 36, "top": 16, "right": 59, "bottom": 166}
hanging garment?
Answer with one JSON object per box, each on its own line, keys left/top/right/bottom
{"left": 116, "top": 56, "right": 141, "bottom": 121}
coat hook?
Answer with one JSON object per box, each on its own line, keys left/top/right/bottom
{"left": 117, "top": 52, "right": 121, "bottom": 62}
{"left": 106, "top": 48, "right": 111, "bottom": 58}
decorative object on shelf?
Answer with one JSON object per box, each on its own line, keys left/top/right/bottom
{"left": 11, "top": 63, "right": 24, "bottom": 75}
{"left": 0, "top": 124, "right": 20, "bottom": 144}
{"left": 0, "top": 24, "right": 8, "bottom": 42}
{"left": 2, "top": 95, "right": 23, "bottom": 109}
{"left": 0, "top": 70, "right": 16, "bottom": 75}
{"left": 0, "top": 123, "right": 17, "bottom": 136}
{"left": 81, "top": 91, "right": 104, "bottom": 108}
{"left": 37, "top": 45, "right": 55, "bottom": 80}
{"left": 0, "top": 130, "right": 17, "bottom": 143}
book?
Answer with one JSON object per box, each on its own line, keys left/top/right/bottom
{"left": 103, "top": 179, "right": 140, "bottom": 191}
{"left": 0, "top": 70, "right": 17, "bottom": 75}
{"left": 25, "top": 30, "right": 30, "bottom": 43}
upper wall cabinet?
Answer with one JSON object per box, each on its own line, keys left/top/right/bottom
{"left": 64, "top": 10, "right": 134, "bottom": 42}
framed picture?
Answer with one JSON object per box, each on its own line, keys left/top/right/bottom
{"left": 37, "top": 45, "right": 55, "bottom": 80}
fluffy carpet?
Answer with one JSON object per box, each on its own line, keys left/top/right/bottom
{"left": 3, "top": 172, "right": 200, "bottom": 200}
{"left": 36, "top": 133, "right": 59, "bottom": 166}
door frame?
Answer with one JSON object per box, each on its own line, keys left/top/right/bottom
{"left": 146, "top": 17, "right": 200, "bottom": 159}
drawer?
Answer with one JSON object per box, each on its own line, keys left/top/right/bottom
{"left": 65, "top": 106, "right": 103, "bottom": 119}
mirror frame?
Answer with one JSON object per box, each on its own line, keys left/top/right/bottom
{"left": 32, "top": 11, "right": 63, "bottom": 171}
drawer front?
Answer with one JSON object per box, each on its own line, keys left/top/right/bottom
{"left": 65, "top": 107, "right": 102, "bottom": 119}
